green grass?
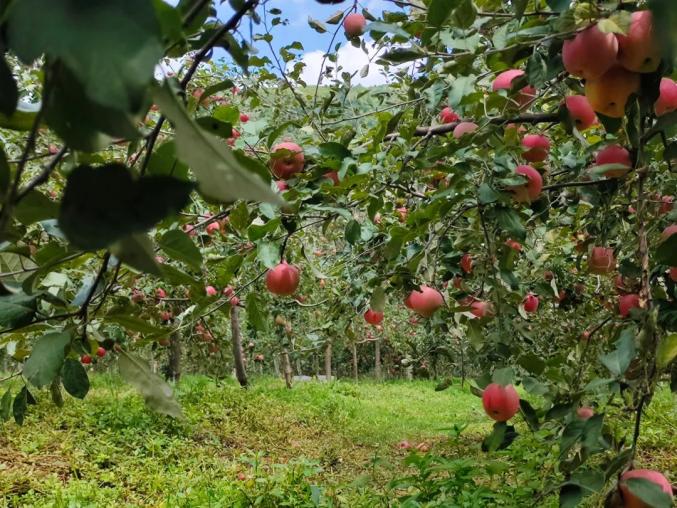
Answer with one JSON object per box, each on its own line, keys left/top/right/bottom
{"left": 0, "top": 376, "right": 674, "bottom": 507}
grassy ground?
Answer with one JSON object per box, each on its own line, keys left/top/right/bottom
{"left": 0, "top": 375, "right": 674, "bottom": 507}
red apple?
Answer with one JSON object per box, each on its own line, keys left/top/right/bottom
{"left": 618, "top": 293, "right": 640, "bottom": 318}
{"left": 492, "top": 69, "right": 536, "bottom": 107}
{"left": 588, "top": 247, "right": 615, "bottom": 274}
{"left": 270, "top": 142, "right": 304, "bottom": 180}
{"left": 404, "top": 285, "right": 444, "bottom": 317}
{"left": 576, "top": 406, "right": 594, "bottom": 420}
{"left": 595, "top": 144, "right": 632, "bottom": 178}
{"left": 206, "top": 221, "right": 221, "bottom": 235}
{"left": 470, "top": 300, "right": 494, "bottom": 319}
{"left": 131, "top": 289, "right": 145, "bottom": 303}
{"left": 396, "top": 207, "right": 408, "bottom": 223}
{"left": 562, "top": 24, "right": 618, "bottom": 80}
{"left": 510, "top": 165, "right": 543, "bottom": 203}
{"left": 96, "top": 347, "right": 106, "bottom": 358}
{"left": 453, "top": 121, "right": 478, "bottom": 138}
{"left": 619, "top": 469, "right": 673, "bottom": 508}
{"left": 439, "top": 106, "right": 459, "bottom": 124}
{"left": 504, "top": 238, "right": 522, "bottom": 252}
{"left": 223, "top": 286, "right": 234, "bottom": 297}
{"left": 183, "top": 224, "right": 196, "bottom": 237}
{"left": 160, "top": 311, "right": 173, "bottom": 322}
{"left": 343, "top": 12, "right": 366, "bottom": 37}
{"left": 205, "top": 285, "right": 218, "bottom": 297}
{"left": 229, "top": 296, "right": 240, "bottom": 307}
{"left": 659, "top": 196, "right": 674, "bottom": 215}
{"left": 482, "top": 383, "right": 520, "bottom": 422}
{"left": 523, "top": 293, "right": 539, "bottom": 313}
{"left": 240, "top": 113, "right": 249, "bottom": 123}
{"left": 81, "top": 354, "right": 92, "bottom": 365}
{"left": 521, "top": 134, "right": 550, "bottom": 163}
{"left": 581, "top": 330, "right": 591, "bottom": 341}
{"left": 156, "top": 288, "right": 167, "bottom": 299}
{"left": 324, "top": 171, "right": 340, "bottom": 185}
{"left": 460, "top": 253, "right": 473, "bottom": 274}
{"left": 397, "top": 440, "right": 412, "bottom": 450}
{"left": 655, "top": 77, "right": 677, "bottom": 116}
{"left": 670, "top": 267, "right": 677, "bottom": 282}
{"left": 266, "top": 261, "right": 301, "bottom": 296}
{"left": 616, "top": 11, "right": 662, "bottom": 73}
{"left": 364, "top": 308, "right": 384, "bottom": 325}
{"left": 565, "top": 95, "right": 597, "bottom": 130}
{"left": 661, "top": 224, "right": 677, "bottom": 241}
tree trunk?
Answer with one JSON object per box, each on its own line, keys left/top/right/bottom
{"left": 352, "top": 343, "right": 358, "bottom": 381}
{"left": 273, "top": 355, "right": 280, "bottom": 376}
{"left": 282, "top": 349, "right": 293, "bottom": 389}
{"left": 166, "top": 332, "right": 181, "bottom": 382}
{"left": 230, "top": 305, "right": 248, "bottom": 388}
{"left": 313, "top": 353, "right": 320, "bottom": 377}
{"left": 296, "top": 357, "right": 302, "bottom": 375}
{"left": 374, "top": 340, "right": 381, "bottom": 380}
{"left": 324, "top": 340, "right": 332, "bottom": 380}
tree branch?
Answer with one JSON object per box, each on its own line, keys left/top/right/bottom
{"left": 406, "top": 112, "right": 560, "bottom": 138}
{"left": 15, "top": 146, "right": 68, "bottom": 202}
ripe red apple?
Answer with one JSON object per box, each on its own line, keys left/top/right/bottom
{"left": 266, "top": 261, "right": 301, "bottom": 296}
{"left": 81, "top": 354, "right": 92, "bottom": 365}
{"left": 156, "top": 288, "right": 167, "bottom": 299}
{"left": 585, "top": 65, "right": 640, "bottom": 118}
{"left": 576, "top": 406, "right": 594, "bottom": 420}
{"left": 670, "top": 267, "right": 677, "bottom": 282}
{"left": 206, "top": 221, "right": 221, "bottom": 235}
{"left": 619, "top": 469, "right": 673, "bottom": 508}
{"left": 453, "top": 121, "right": 478, "bottom": 138}
{"left": 240, "top": 113, "right": 249, "bottom": 123}
{"left": 270, "top": 142, "right": 305, "bottom": 180}
{"left": 324, "top": 171, "right": 340, "bottom": 185}
{"left": 562, "top": 24, "right": 618, "bottom": 80}
{"left": 492, "top": 69, "right": 536, "bottom": 107}
{"left": 131, "top": 289, "right": 145, "bottom": 303}
{"left": 48, "top": 144, "right": 59, "bottom": 155}
{"left": 396, "top": 206, "right": 408, "bottom": 223}
{"left": 404, "top": 285, "right": 444, "bottom": 317}
{"left": 482, "top": 383, "right": 520, "bottom": 422}
{"left": 439, "top": 106, "right": 459, "bottom": 124}
{"left": 504, "top": 239, "right": 522, "bottom": 252}
{"left": 523, "top": 293, "right": 539, "bottom": 313}
{"left": 655, "top": 78, "right": 677, "bottom": 116}
{"left": 229, "top": 296, "right": 240, "bottom": 307}
{"left": 470, "top": 300, "right": 494, "bottom": 319}
{"left": 364, "top": 308, "right": 384, "bottom": 325}
{"left": 205, "top": 285, "right": 217, "bottom": 297}
{"left": 661, "top": 224, "right": 677, "bottom": 240}
{"left": 223, "top": 286, "right": 234, "bottom": 297}
{"left": 510, "top": 165, "right": 543, "bottom": 203}
{"left": 275, "top": 180, "right": 288, "bottom": 192}
{"left": 397, "top": 440, "right": 412, "bottom": 450}
{"left": 588, "top": 246, "right": 615, "bottom": 274}
{"left": 565, "top": 95, "right": 598, "bottom": 130}
{"left": 581, "top": 330, "right": 591, "bottom": 341}
{"left": 618, "top": 293, "right": 640, "bottom": 318}
{"left": 160, "top": 311, "right": 173, "bottom": 322}
{"left": 521, "top": 134, "right": 550, "bottom": 163}
{"left": 95, "top": 347, "right": 106, "bottom": 358}
{"left": 183, "top": 224, "right": 197, "bottom": 237}
{"left": 659, "top": 196, "right": 674, "bottom": 215}
{"left": 343, "top": 12, "right": 366, "bottom": 37}
{"left": 595, "top": 144, "right": 632, "bottom": 178}
{"left": 616, "top": 11, "right": 662, "bottom": 73}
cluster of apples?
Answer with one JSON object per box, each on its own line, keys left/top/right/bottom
{"left": 80, "top": 347, "right": 107, "bottom": 365}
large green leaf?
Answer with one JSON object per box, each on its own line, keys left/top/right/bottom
{"left": 118, "top": 351, "right": 183, "bottom": 418}
{"left": 15, "top": 191, "right": 59, "bottom": 225}
{"left": 246, "top": 293, "right": 268, "bottom": 332}
{"left": 624, "top": 478, "right": 673, "bottom": 508}
{"left": 600, "top": 331, "right": 636, "bottom": 377}
{"left": 61, "top": 358, "right": 90, "bottom": 399}
{"left": 656, "top": 333, "right": 677, "bottom": 369}
{"left": 427, "top": 0, "right": 460, "bottom": 26}
{"left": 153, "top": 83, "right": 284, "bottom": 205}
{"left": 23, "top": 332, "right": 71, "bottom": 388}
{"left": 0, "top": 101, "right": 40, "bottom": 131}
{"left": 0, "top": 55, "right": 18, "bottom": 116}
{"left": 106, "top": 311, "right": 169, "bottom": 336}
{"left": 655, "top": 234, "right": 677, "bottom": 266}
{"left": 59, "top": 163, "right": 193, "bottom": 250}
{"left": 7, "top": 0, "right": 162, "bottom": 112}
{"left": 0, "top": 293, "right": 37, "bottom": 329}
{"left": 110, "top": 234, "right": 162, "bottom": 275}
{"left": 159, "top": 230, "right": 202, "bottom": 270}
{"left": 0, "top": 389, "right": 12, "bottom": 422}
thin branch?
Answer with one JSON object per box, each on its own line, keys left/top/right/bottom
{"left": 79, "top": 253, "right": 111, "bottom": 318}
{"left": 323, "top": 98, "right": 424, "bottom": 126}
{"left": 15, "top": 146, "right": 68, "bottom": 202}
{"left": 542, "top": 179, "right": 611, "bottom": 192}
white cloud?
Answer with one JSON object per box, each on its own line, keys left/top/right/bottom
{"left": 291, "top": 43, "right": 408, "bottom": 87}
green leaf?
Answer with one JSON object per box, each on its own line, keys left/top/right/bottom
{"left": 23, "top": 332, "right": 71, "bottom": 388}
{"left": 345, "top": 220, "right": 361, "bottom": 245}
{"left": 161, "top": 263, "right": 201, "bottom": 289}
{"left": 428, "top": 0, "right": 460, "bottom": 26}
{"left": 147, "top": 141, "right": 189, "bottom": 180}
{"left": 319, "top": 142, "right": 352, "bottom": 161}
{"left": 59, "top": 163, "right": 193, "bottom": 250}
{"left": 559, "top": 471, "right": 604, "bottom": 508}
{"left": 62, "top": 358, "right": 90, "bottom": 399}
{"left": 512, "top": 0, "right": 528, "bottom": 18}
{"left": 106, "top": 311, "right": 169, "bottom": 335}
{"left": 196, "top": 117, "right": 233, "bottom": 139}
{"left": 118, "top": 351, "right": 183, "bottom": 418}
{"left": 478, "top": 183, "right": 500, "bottom": 204}
{"left": 452, "top": 0, "right": 476, "bottom": 29}
{"left": 14, "top": 191, "right": 59, "bottom": 225}
{"left": 481, "top": 422, "right": 517, "bottom": 452}
{"left": 494, "top": 208, "right": 526, "bottom": 240}
{"left": 367, "top": 22, "right": 410, "bottom": 38}
{"left": 13, "top": 386, "right": 28, "bottom": 426}
{"left": 624, "top": 478, "right": 673, "bottom": 508}
{"left": 308, "top": 17, "right": 327, "bottom": 33}
{"left": 371, "top": 287, "right": 387, "bottom": 313}
{"left": 379, "top": 47, "right": 425, "bottom": 64}
{"left": 519, "top": 400, "right": 539, "bottom": 431}
{"left": 200, "top": 79, "right": 235, "bottom": 105}
{"left": 655, "top": 234, "right": 677, "bottom": 266}
{"left": 0, "top": 293, "right": 37, "bottom": 329}
{"left": 110, "top": 234, "right": 161, "bottom": 276}
{"left": 7, "top": 0, "right": 163, "bottom": 112}
{"left": 153, "top": 83, "right": 284, "bottom": 205}
{"left": 1, "top": 389, "right": 12, "bottom": 422}
{"left": 246, "top": 293, "right": 268, "bottom": 332}
{"left": 600, "top": 332, "right": 636, "bottom": 377}
{"left": 0, "top": 101, "right": 40, "bottom": 131}
{"left": 526, "top": 52, "right": 548, "bottom": 89}
{"left": 257, "top": 242, "right": 280, "bottom": 269}
{"left": 224, "top": 33, "right": 249, "bottom": 72}
{"left": 597, "top": 11, "right": 632, "bottom": 35}
{"left": 546, "top": 0, "right": 571, "bottom": 12}
{"left": 211, "top": 254, "right": 244, "bottom": 287}
{"left": 656, "top": 333, "right": 677, "bottom": 369}
{"left": 0, "top": 55, "right": 18, "bottom": 116}
{"left": 159, "top": 230, "right": 202, "bottom": 270}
